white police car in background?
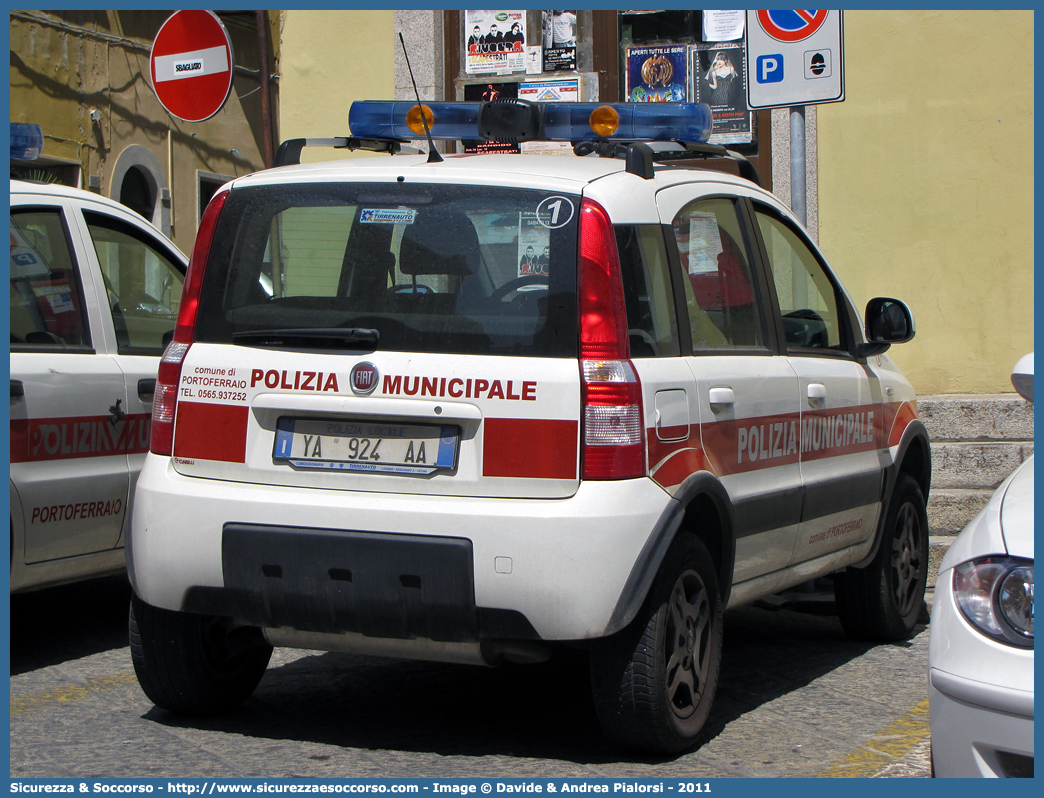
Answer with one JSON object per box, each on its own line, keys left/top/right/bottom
{"left": 127, "top": 100, "right": 930, "bottom": 753}
{"left": 929, "top": 354, "right": 1034, "bottom": 778}
{"left": 10, "top": 180, "right": 187, "bottom": 592}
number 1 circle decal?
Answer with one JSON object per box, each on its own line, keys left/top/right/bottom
{"left": 535, "top": 196, "right": 575, "bottom": 229}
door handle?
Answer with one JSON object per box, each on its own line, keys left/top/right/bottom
{"left": 708, "top": 386, "right": 735, "bottom": 413}
{"left": 807, "top": 382, "right": 827, "bottom": 409}
{"left": 138, "top": 378, "right": 156, "bottom": 401}
{"left": 10, "top": 379, "right": 24, "bottom": 399}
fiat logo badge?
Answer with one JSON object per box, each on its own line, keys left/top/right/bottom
{"left": 350, "top": 362, "right": 379, "bottom": 395}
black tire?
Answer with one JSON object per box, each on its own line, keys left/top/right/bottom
{"left": 129, "top": 593, "right": 272, "bottom": 715}
{"left": 590, "top": 536, "right": 723, "bottom": 754}
{"left": 834, "top": 474, "right": 929, "bottom": 641}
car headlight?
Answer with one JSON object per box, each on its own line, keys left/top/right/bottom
{"left": 953, "top": 557, "right": 1034, "bottom": 647}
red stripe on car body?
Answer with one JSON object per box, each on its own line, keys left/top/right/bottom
{"left": 172, "top": 401, "right": 249, "bottom": 463}
{"left": 482, "top": 417, "right": 578, "bottom": 479}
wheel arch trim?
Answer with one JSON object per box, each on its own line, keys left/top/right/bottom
{"left": 851, "top": 419, "right": 931, "bottom": 570}
{"left": 604, "top": 472, "right": 736, "bottom": 636}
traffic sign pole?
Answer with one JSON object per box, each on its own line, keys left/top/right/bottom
{"left": 745, "top": 10, "right": 844, "bottom": 226}
{"left": 790, "top": 107, "right": 806, "bottom": 226}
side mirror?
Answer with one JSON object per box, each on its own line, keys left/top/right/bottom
{"left": 1011, "top": 353, "right": 1033, "bottom": 402}
{"left": 855, "top": 297, "right": 915, "bottom": 358}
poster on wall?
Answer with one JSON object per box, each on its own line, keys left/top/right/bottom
{"left": 519, "top": 78, "right": 579, "bottom": 153}
{"left": 702, "top": 10, "right": 744, "bottom": 41}
{"left": 541, "top": 10, "right": 577, "bottom": 71}
{"left": 466, "top": 10, "right": 527, "bottom": 74}
{"left": 518, "top": 78, "right": 579, "bottom": 103}
{"left": 462, "top": 82, "right": 520, "bottom": 153}
{"left": 625, "top": 44, "right": 687, "bottom": 103}
{"left": 690, "top": 42, "right": 752, "bottom": 144}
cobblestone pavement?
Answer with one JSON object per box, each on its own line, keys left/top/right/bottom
{"left": 10, "top": 577, "right": 931, "bottom": 780}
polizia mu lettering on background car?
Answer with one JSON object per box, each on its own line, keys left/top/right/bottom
{"left": 127, "top": 99, "right": 930, "bottom": 753}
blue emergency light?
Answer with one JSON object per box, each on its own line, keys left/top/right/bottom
{"left": 10, "top": 123, "right": 43, "bottom": 160}
{"left": 348, "top": 100, "right": 713, "bottom": 145}
{"left": 542, "top": 103, "right": 712, "bottom": 143}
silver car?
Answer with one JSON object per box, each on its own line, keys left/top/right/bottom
{"left": 929, "top": 353, "right": 1034, "bottom": 777}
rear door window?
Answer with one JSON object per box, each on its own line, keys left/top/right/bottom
{"left": 670, "top": 197, "right": 767, "bottom": 350}
{"left": 196, "top": 184, "right": 579, "bottom": 357}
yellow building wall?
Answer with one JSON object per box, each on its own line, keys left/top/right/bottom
{"left": 10, "top": 10, "right": 275, "bottom": 254}
{"left": 817, "top": 10, "right": 1034, "bottom": 395}
{"left": 278, "top": 11, "right": 396, "bottom": 162}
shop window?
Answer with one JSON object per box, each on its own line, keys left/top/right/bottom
{"left": 442, "top": 9, "right": 771, "bottom": 188}
{"left": 619, "top": 10, "right": 753, "bottom": 148}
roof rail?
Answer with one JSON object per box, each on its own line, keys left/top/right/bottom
{"left": 273, "top": 137, "right": 420, "bottom": 167}
{"left": 572, "top": 139, "right": 762, "bottom": 187}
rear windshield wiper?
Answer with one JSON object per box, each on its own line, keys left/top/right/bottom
{"left": 231, "top": 327, "right": 380, "bottom": 349}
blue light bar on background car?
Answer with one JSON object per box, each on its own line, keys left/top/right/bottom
{"left": 10, "top": 123, "right": 44, "bottom": 160}
{"left": 348, "top": 100, "right": 713, "bottom": 145}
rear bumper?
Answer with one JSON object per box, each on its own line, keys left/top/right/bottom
{"left": 129, "top": 454, "right": 675, "bottom": 641}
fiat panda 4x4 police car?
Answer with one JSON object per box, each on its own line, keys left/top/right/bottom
{"left": 128, "top": 100, "right": 931, "bottom": 753}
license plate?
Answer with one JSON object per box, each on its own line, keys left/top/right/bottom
{"left": 274, "top": 418, "right": 458, "bottom": 475}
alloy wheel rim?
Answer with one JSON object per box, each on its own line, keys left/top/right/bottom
{"left": 664, "top": 570, "right": 711, "bottom": 720}
{"left": 890, "top": 502, "right": 923, "bottom": 616}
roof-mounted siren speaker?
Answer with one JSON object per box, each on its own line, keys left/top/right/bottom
{"left": 477, "top": 98, "right": 543, "bottom": 143}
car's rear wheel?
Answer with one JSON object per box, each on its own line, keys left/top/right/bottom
{"left": 590, "top": 536, "right": 722, "bottom": 753}
{"left": 129, "top": 593, "right": 272, "bottom": 714}
{"left": 834, "top": 474, "right": 929, "bottom": 641}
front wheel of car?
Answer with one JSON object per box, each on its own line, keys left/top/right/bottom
{"left": 834, "top": 474, "right": 929, "bottom": 641}
{"left": 589, "top": 536, "right": 723, "bottom": 754}
{"left": 129, "top": 594, "right": 272, "bottom": 715}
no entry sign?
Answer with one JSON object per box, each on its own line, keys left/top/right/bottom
{"left": 150, "top": 10, "right": 234, "bottom": 122}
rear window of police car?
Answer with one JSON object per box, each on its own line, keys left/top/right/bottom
{"left": 194, "top": 183, "right": 580, "bottom": 357}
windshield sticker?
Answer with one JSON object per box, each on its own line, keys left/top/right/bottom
{"left": 360, "top": 208, "right": 417, "bottom": 225}
{"left": 534, "top": 196, "right": 574, "bottom": 229}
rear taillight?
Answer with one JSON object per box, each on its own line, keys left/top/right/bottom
{"left": 578, "top": 199, "right": 645, "bottom": 480}
{"left": 150, "top": 342, "right": 189, "bottom": 455}
{"left": 149, "top": 189, "right": 229, "bottom": 456}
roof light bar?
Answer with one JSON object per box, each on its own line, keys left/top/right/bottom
{"left": 543, "top": 103, "right": 712, "bottom": 143}
{"left": 349, "top": 101, "right": 480, "bottom": 141}
{"left": 348, "top": 100, "right": 713, "bottom": 145}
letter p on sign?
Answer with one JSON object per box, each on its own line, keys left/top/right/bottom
{"left": 757, "top": 54, "right": 784, "bottom": 83}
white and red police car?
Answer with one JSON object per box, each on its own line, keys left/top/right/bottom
{"left": 10, "top": 179, "right": 187, "bottom": 592}
{"left": 126, "top": 100, "right": 931, "bottom": 753}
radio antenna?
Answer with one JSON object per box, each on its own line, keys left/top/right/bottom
{"left": 399, "top": 32, "right": 443, "bottom": 164}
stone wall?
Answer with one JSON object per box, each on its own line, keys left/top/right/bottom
{"left": 920, "top": 394, "right": 1034, "bottom": 587}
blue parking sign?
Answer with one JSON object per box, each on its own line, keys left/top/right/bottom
{"left": 756, "top": 54, "right": 784, "bottom": 84}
